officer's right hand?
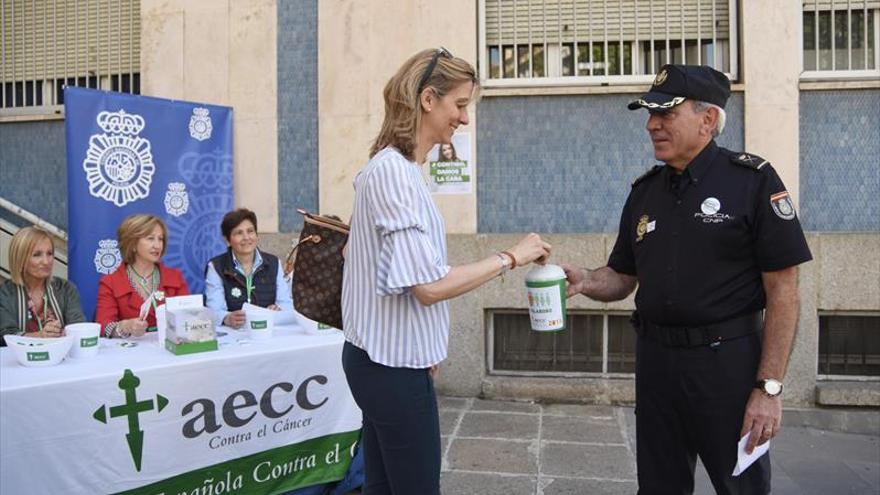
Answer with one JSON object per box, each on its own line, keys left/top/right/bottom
{"left": 560, "top": 263, "right": 587, "bottom": 298}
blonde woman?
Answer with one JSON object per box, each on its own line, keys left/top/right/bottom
{"left": 341, "top": 48, "right": 551, "bottom": 494}
{"left": 95, "top": 214, "right": 189, "bottom": 338}
{"left": 0, "top": 227, "right": 85, "bottom": 343}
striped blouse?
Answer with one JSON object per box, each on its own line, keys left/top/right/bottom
{"left": 342, "top": 147, "right": 451, "bottom": 368}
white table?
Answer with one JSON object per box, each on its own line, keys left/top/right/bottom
{"left": 0, "top": 325, "right": 362, "bottom": 495}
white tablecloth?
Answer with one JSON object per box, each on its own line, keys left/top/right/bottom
{"left": 0, "top": 325, "right": 362, "bottom": 495}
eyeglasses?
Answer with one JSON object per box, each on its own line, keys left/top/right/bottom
{"left": 417, "top": 47, "right": 453, "bottom": 94}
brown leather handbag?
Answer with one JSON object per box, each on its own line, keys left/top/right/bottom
{"left": 285, "top": 209, "right": 349, "bottom": 330}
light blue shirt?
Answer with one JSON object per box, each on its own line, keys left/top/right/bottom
{"left": 205, "top": 249, "right": 293, "bottom": 328}
{"left": 342, "top": 147, "right": 451, "bottom": 368}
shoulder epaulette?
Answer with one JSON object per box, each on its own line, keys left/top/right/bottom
{"left": 729, "top": 151, "right": 770, "bottom": 171}
{"left": 632, "top": 165, "right": 663, "bottom": 187}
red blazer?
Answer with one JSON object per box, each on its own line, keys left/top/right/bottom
{"left": 96, "top": 263, "right": 190, "bottom": 333}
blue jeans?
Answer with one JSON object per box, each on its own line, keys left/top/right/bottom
{"left": 341, "top": 342, "right": 440, "bottom": 495}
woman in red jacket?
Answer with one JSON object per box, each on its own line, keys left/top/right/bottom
{"left": 96, "top": 214, "right": 189, "bottom": 338}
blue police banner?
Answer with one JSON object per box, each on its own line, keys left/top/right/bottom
{"left": 65, "top": 87, "right": 233, "bottom": 319}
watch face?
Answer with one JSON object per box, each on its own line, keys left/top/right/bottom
{"left": 764, "top": 380, "right": 782, "bottom": 396}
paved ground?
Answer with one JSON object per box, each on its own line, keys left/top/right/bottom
{"left": 436, "top": 396, "right": 880, "bottom": 495}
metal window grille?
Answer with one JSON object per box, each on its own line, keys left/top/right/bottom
{"left": 478, "top": 0, "right": 738, "bottom": 87}
{"left": 802, "top": 1, "right": 880, "bottom": 79}
{"left": 1, "top": 0, "right": 141, "bottom": 117}
{"left": 489, "top": 310, "right": 635, "bottom": 375}
{"left": 818, "top": 313, "right": 880, "bottom": 378}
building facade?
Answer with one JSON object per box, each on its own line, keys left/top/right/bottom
{"left": 1, "top": 0, "right": 878, "bottom": 407}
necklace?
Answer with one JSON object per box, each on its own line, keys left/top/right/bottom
{"left": 129, "top": 265, "right": 157, "bottom": 290}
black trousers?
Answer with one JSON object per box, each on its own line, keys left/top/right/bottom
{"left": 635, "top": 332, "right": 771, "bottom": 495}
{"left": 341, "top": 342, "right": 441, "bottom": 495}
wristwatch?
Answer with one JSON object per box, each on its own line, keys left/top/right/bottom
{"left": 755, "top": 378, "right": 783, "bottom": 397}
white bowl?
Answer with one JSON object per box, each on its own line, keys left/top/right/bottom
{"left": 244, "top": 304, "right": 275, "bottom": 341}
{"left": 3, "top": 335, "right": 74, "bottom": 367}
{"left": 65, "top": 322, "right": 101, "bottom": 359}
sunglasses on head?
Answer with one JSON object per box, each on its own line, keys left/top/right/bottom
{"left": 417, "top": 47, "right": 453, "bottom": 94}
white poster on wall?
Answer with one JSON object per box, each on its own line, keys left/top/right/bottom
{"left": 426, "top": 132, "right": 472, "bottom": 195}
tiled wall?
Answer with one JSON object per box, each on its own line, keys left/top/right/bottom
{"left": 476, "top": 94, "right": 745, "bottom": 233}
{"left": 277, "top": 0, "right": 319, "bottom": 231}
{"left": 800, "top": 90, "right": 880, "bottom": 232}
{"left": 0, "top": 120, "right": 68, "bottom": 229}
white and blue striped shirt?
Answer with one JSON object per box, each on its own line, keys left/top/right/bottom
{"left": 342, "top": 147, "right": 451, "bottom": 368}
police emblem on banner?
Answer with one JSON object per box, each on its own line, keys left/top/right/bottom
{"left": 94, "top": 239, "right": 123, "bottom": 274}
{"left": 82, "top": 110, "right": 155, "bottom": 207}
{"left": 770, "top": 191, "right": 796, "bottom": 220}
{"left": 189, "top": 107, "right": 213, "bottom": 141}
{"left": 164, "top": 149, "right": 234, "bottom": 293}
{"left": 178, "top": 150, "right": 234, "bottom": 190}
{"left": 165, "top": 194, "right": 231, "bottom": 294}
{"left": 164, "top": 182, "right": 190, "bottom": 217}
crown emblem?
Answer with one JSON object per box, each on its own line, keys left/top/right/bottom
{"left": 96, "top": 109, "right": 146, "bottom": 135}
{"left": 94, "top": 239, "right": 123, "bottom": 274}
{"left": 164, "top": 182, "right": 189, "bottom": 217}
{"left": 189, "top": 107, "right": 213, "bottom": 141}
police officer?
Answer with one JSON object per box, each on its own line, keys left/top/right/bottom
{"left": 562, "top": 64, "right": 812, "bottom": 494}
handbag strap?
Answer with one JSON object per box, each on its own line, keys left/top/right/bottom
{"left": 283, "top": 234, "right": 321, "bottom": 275}
{"left": 297, "top": 208, "right": 350, "bottom": 235}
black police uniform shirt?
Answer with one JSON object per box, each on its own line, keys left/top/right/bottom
{"left": 607, "top": 140, "right": 812, "bottom": 327}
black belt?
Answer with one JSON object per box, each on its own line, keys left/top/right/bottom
{"left": 633, "top": 311, "right": 762, "bottom": 348}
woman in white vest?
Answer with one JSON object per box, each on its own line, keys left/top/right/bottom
{"left": 341, "top": 48, "right": 551, "bottom": 494}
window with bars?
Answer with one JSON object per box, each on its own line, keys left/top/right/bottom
{"left": 802, "top": 1, "right": 880, "bottom": 79}
{"left": 490, "top": 310, "right": 636, "bottom": 375}
{"left": 479, "top": 0, "right": 738, "bottom": 87}
{"left": 1, "top": 0, "right": 141, "bottom": 116}
{"left": 818, "top": 314, "right": 880, "bottom": 377}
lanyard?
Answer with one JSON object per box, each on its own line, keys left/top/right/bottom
{"left": 29, "top": 292, "right": 48, "bottom": 333}
{"left": 245, "top": 273, "right": 254, "bottom": 303}
{"left": 130, "top": 266, "right": 159, "bottom": 314}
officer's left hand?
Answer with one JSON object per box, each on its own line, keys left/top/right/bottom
{"left": 740, "top": 389, "right": 782, "bottom": 454}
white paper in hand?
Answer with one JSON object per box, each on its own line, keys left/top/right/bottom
{"left": 732, "top": 432, "right": 770, "bottom": 476}
{"left": 272, "top": 309, "right": 299, "bottom": 326}
{"left": 138, "top": 296, "right": 151, "bottom": 320}
{"left": 242, "top": 302, "right": 273, "bottom": 319}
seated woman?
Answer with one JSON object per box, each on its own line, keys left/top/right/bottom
{"left": 205, "top": 208, "right": 292, "bottom": 329}
{"left": 96, "top": 214, "right": 190, "bottom": 338}
{"left": 0, "top": 227, "right": 86, "bottom": 344}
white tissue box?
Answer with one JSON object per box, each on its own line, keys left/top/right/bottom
{"left": 165, "top": 306, "right": 218, "bottom": 355}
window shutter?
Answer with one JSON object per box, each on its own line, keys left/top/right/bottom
{"left": 1, "top": 0, "right": 140, "bottom": 83}
{"left": 485, "top": 0, "right": 732, "bottom": 45}
{"left": 804, "top": 1, "right": 880, "bottom": 11}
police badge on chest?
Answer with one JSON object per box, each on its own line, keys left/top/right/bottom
{"left": 694, "top": 197, "right": 735, "bottom": 224}
{"left": 636, "top": 215, "right": 656, "bottom": 242}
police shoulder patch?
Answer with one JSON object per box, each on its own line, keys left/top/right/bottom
{"left": 632, "top": 165, "right": 663, "bottom": 187}
{"left": 729, "top": 151, "right": 769, "bottom": 171}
